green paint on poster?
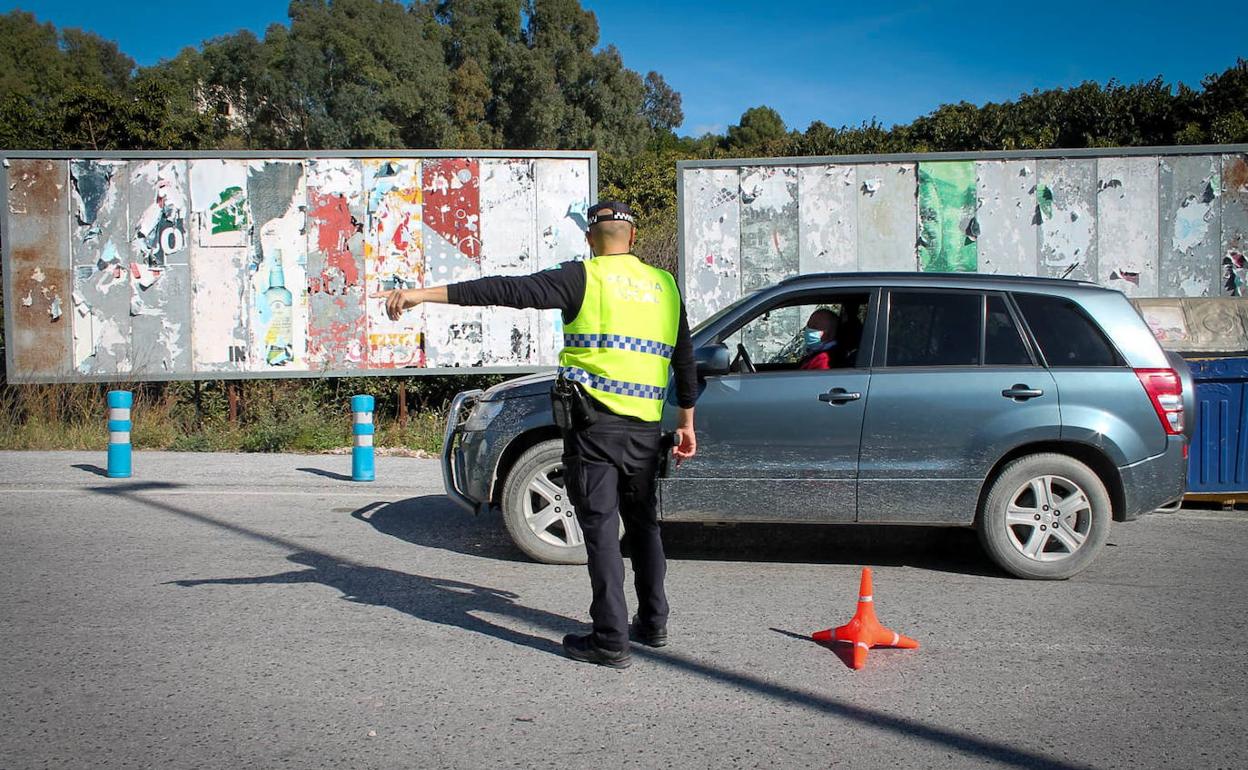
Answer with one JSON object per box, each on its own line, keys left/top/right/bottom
{"left": 1036, "top": 184, "right": 1053, "bottom": 221}
{"left": 210, "top": 186, "right": 248, "bottom": 234}
{"left": 918, "top": 161, "right": 978, "bottom": 272}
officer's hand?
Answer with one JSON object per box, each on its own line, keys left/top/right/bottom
{"left": 673, "top": 426, "right": 696, "bottom": 466}
{"left": 384, "top": 289, "right": 422, "bottom": 321}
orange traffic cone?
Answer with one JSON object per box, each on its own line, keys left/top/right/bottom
{"left": 812, "top": 567, "right": 919, "bottom": 669}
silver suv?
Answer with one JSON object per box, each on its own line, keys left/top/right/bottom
{"left": 442, "top": 273, "right": 1189, "bottom": 579}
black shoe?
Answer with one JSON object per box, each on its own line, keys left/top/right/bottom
{"left": 561, "top": 633, "right": 632, "bottom": 669}
{"left": 629, "top": 616, "right": 668, "bottom": 648}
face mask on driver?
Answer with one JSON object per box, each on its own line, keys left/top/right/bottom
{"left": 802, "top": 327, "right": 824, "bottom": 352}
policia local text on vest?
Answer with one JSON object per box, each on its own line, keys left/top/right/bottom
{"left": 383, "top": 201, "right": 698, "bottom": 669}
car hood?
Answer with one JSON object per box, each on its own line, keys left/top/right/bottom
{"left": 482, "top": 371, "right": 556, "bottom": 401}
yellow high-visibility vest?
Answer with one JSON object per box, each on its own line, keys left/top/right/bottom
{"left": 559, "top": 254, "right": 680, "bottom": 422}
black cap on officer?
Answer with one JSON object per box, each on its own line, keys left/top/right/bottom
{"left": 586, "top": 201, "right": 636, "bottom": 228}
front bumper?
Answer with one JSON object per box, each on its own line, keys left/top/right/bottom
{"left": 442, "top": 389, "right": 486, "bottom": 514}
{"left": 1118, "top": 435, "right": 1188, "bottom": 520}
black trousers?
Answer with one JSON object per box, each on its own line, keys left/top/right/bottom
{"left": 561, "top": 414, "right": 668, "bottom": 651}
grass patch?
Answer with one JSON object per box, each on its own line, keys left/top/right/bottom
{"left": 0, "top": 375, "right": 504, "bottom": 454}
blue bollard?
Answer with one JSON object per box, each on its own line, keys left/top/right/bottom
{"left": 106, "top": 390, "right": 133, "bottom": 478}
{"left": 351, "top": 394, "right": 375, "bottom": 482}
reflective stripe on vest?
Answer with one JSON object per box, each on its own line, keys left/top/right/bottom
{"left": 558, "top": 365, "right": 668, "bottom": 401}
{"left": 559, "top": 254, "right": 680, "bottom": 422}
{"left": 562, "top": 333, "right": 675, "bottom": 359}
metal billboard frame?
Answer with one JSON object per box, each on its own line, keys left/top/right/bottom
{"left": 1, "top": 149, "right": 597, "bottom": 384}
{"left": 674, "top": 143, "right": 1248, "bottom": 296}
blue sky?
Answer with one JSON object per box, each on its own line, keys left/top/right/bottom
{"left": 5, "top": 0, "right": 1243, "bottom": 136}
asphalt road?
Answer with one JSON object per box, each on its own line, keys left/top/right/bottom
{"left": 0, "top": 451, "right": 1244, "bottom": 769}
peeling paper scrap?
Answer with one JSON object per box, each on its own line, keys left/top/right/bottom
{"left": 49, "top": 296, "right": 63, "bottom": 320}
{"left": 21, "top": 291, "right": 33, "bottom": 306}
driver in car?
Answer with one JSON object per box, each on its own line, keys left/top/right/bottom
{"left": 798, "top": 309, "right": 839, "bottom": 370}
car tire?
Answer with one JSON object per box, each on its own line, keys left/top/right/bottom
{"left": 501, "top": 439, "right": 588, "bottom": 565}
{"left": 977, "top": 453, "right": 1111, "bottom": 580}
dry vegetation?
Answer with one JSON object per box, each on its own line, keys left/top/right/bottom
{"left": 0, "top": 376, "right": 500, "bottom": 454}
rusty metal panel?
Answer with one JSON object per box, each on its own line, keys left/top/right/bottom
{"left": 70, "top": 159, "right": 131, "bottom": 374}
{"left": 189, "top": 159, "right": 251, "bottom": 371}
{"left": 1097, "top": 156, "right": 1159, "bottom": 297}
{"left": 534, "top": 159, "right": 591, "bottom": 363}
{"left": 1222, "top": 153, "right": 1248, "bottom": 296}
{"left": 128, "top": 160, "right": 191, "bottom": 375}
{"left": 305, "top": 159, "right": 366, "bottom": 369}
{"left": 364, "top": 159, "right": 425, "bottom": 368}
{"left": 7, "top": 159, "right": 72, "bottom": 379}
{"left": 739, "top": 166, "right": 799, "bottom": 360}
{"left": 1037, "top": 159, "right": 1097, "bottom": 282}
{"left": 1159, "top": 155, "right": 1221, "bottom": 297}
{"left": 917, "top": 161, "right": 978, "bottom": 272}
{"left": 856, "top": 163, "right": 917, "bottom": 271}
{"left": 798, "top": 165, "right": 857, "bottom": 274}
{"left": 974, "top": 160, "right": 1038, "bottom": 276}
{"left": 682, "top": 168, "right": 740, "bottom": 325}
{"left": 479, "top": 159, "right": 537, "bottom": 366}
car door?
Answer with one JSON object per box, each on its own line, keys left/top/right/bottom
{"left": 856, "top": 289, "right": 1060, "bottom": 524}
{"left": 659, "top": 290, "right": 877, "bottom": 523}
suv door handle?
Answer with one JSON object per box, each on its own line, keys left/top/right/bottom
{"left": 1002, "top": 385, "right": 1044, "bottom": 401}
{"left": 818, "top": 388, "right": 861, "bottom": 405}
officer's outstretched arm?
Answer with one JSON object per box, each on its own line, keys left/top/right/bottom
{"left": 384, "top": 287, "right": 450, "bottom": 320}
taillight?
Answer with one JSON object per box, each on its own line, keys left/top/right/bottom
{"left": 1135, "top": 368, "right": 1184, "bottom": 436}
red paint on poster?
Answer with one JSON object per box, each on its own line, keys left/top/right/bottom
{"left": 423, "top": 158, "right": 481, "bottom": 261}
{"left": 306, "top": 316, "right": 367, "bottom": 365}
{"left": 309, "top": 189, "right": 361, "bottom": 289}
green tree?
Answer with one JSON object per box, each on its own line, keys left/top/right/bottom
{"left": 642, "top": 70, "right": 682, "bottom": 133}
{"left": 0, "top": 11, "right": 68, "bottom": 101}
{"left": 60, "top": 27, "right": 134, "bottom": 92}
{"left": 726, "top": 105, "right": 786, "bottom": 150}
{"left": 1198, "top": 58, "right": 1248, "bottom": 143}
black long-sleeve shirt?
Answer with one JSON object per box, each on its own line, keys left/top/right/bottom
{"left": 446, "top": 260, "right": 697, "bottom": 409}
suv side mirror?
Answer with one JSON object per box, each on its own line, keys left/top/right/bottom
{"left": 695, "top": 343, "right": 731, "bottom": 376}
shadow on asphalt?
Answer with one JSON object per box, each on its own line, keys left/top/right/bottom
{"left": 171, "top": 551, "right": 570, "bottom": 659}
{"left": 351, "top": 495, "right": 1006, "bottom": 578}
{"left": 104, "top": 484, "right": 1079, "bottom": 770}
{"left": 296, "top": 466, "right": 356, "bottom": 482}
{"left": 87, "top": 481, "right": 184, "bottom": 494}
{"left": 770, "top": 627, "right": 861, "bottom": 669}
{"left": 71, "top": 463, "right": 110, "bottom": 477}
{"left": 350, "top": 496, "right": 525, "bottom": 562}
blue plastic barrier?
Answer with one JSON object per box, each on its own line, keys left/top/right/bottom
{"left": 351, "top": 394, "right": 375, "bottom": 482}
{"left": 1187, "top": 357, "right": 1248, "bottom": 494}
{"left": 106, "top": 390, "right": 133, "bottom": 478}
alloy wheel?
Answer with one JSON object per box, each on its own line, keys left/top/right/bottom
{"left": 522, "top": 461, "right": 584, "bottom": 548}
{"left": 1004, "top": 474, "right": 1093, "bottom": 562}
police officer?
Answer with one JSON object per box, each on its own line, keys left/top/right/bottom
{"left": 384, "top": 201, "right": 697, "bottom": 669}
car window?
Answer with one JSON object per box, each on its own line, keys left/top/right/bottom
{"left": 985, "top": 294, "right": 1033, "bottom": 365}
{"left": 733, "top": 305, "right": 803, "bottom": 365}
{"left": 718, "top": 292, "right": 871, "bottom": 371}
{"left": 886, "top": 291, "right": 982, "bottom": 366}
{"left": 1013, "top": 293, "right": 1123, "bottom": 367}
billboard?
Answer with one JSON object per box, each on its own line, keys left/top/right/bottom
{"left": 679, "top": 147, "right": 1248, "bottom": 326}
{"left": 2, "top": 151, "right": 595, "bottom": 383}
